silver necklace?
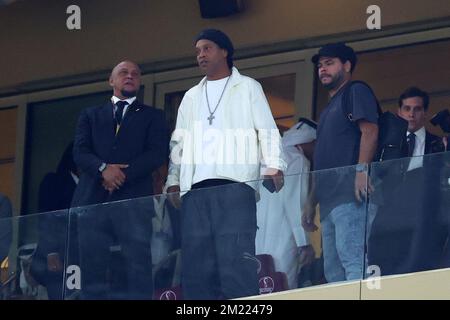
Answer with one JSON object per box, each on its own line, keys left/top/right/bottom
{"left": 205, "top": 76, "right": 230, "bottom": 125}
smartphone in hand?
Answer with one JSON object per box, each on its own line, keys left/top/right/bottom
{"left": 262, "top": 178, "right": 276, "bottom": 193}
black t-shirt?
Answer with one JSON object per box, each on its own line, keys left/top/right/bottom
{"left": 313, "top": 82, "right": 379, "bottom": 218}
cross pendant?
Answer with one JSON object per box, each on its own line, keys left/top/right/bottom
{"left": 208, "top": 114, "right": 215, "bottom": 125}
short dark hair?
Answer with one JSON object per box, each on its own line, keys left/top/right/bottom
{"left": 311, "top": 42, "right": 358, "bottom": 73}
{"left": 398, "top": 87, "right": 429, "bottom": 111}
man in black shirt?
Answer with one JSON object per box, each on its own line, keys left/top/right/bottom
{"left": 302, "top": 43, "right": 379, "bottom": 283}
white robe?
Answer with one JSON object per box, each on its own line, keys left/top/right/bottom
{"left": 256, "top": 123, "right": 314, "bottom": 289}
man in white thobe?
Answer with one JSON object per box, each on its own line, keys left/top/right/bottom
{"left": 256, "top": 119, "right": 317, "bottom": 289}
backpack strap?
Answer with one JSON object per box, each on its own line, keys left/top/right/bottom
{"left": 341, "top": 80, "right": 382, "bottom": 125}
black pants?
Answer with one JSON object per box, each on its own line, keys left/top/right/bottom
{"left": 76, "top": 199, "right": 154, "bottom": 299}
{"left": 181, "top": 180, "right": 259, "bottom": 300}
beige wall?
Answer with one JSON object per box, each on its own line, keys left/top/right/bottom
{"left": 1, "top": 0, "right": 450, "bottom": 91}
{"left": 245, "top": 268, "right": 450, "bottom": 300}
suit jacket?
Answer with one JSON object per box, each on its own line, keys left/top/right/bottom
{"left": 424, "top": 131, "right": 445, "bottom": 155}
{"left": 375, "top": 130, "right": 443, "bottom": 184}
{"left": 394, "top": 130, "right": 443, "bottom": 162}
{"left": 71, "top": 100, "right": 169, "bottom": 207}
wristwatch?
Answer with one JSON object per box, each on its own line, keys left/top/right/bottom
{"left": 98, "top": 162, "right": 107, "bottom": 173}
{"left": 355, "top": 163, "right": 367, "bottom": 173}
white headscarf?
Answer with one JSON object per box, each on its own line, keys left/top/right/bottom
{"left": 282, "top": 119, "right": 317, "bottom": 149}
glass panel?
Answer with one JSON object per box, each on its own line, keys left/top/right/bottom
{"left": 257, "top": 173, "right": 321, "bottom": 293}
{"left": 67, "top": 197, "right": 157, "bottom": 300}
{"left": 3, "top": 161, "right": 415, "bottom": 300}
{"left": 1, "top": 210, "right": 69, "bottom": 300}
{"left": 311, "top": 165, "right": 370, "bottom": 285}
{"left": 1, "top": 166, "right": 403, "bottom": 299}
{"left": 60, "top": 168, "right": 368, "bottom": 299}
{"left": 3, "top": 154, "right": 448, "bottom": 299}
{"left": 24, "top": 157, "right": 450, "bottom": 299}
{"left": 367, "top": 151, "right": 450, "bottom": 277}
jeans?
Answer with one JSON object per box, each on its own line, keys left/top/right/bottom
{"left": 321, "top": 202, "right": 377, "bottom": 283}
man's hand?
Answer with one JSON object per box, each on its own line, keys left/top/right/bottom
{"left": 102, "top": 180, "right": 114, "bottom": 193}
{"left": 301, "top": 202, "right": 318, "bottom": 232}
{"left": 298, "top": 245, "right": 315, "bottom": 267}
{"left": 354, "top": 171, "right": 374, "bottom": 202}
{"left": 263, "top": 168, "right": 284, "bottom": 192}
{"left": 102, "top": 164, "right": 128, "bottom": 192}
{"left": 167, "top": 185, "right": 182, "bottom": 209}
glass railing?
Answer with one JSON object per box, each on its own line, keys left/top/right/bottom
{"left": 0, "top": 209, "right": 69, "bottom": 299}
{"left": 1, "top": 151, "right": 448, "bottom": 299}
{"left": 67, "top": 197, "right": 157, "bottom": 300}
{"left": 366, "top": 151, "right": 450, "bottom": 278}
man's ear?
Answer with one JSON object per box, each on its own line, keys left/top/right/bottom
{"left": 109, "top": 76, "right": 114, "bottom": 88}
{"left": 222, "top": 48, "right": 228, "bottom": 59}
{"left": 344, "top": 61, "right": 352, "bottom": 73}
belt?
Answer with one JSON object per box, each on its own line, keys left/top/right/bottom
{"left": 191, "top": 179, "right": 236, "bottom": 190}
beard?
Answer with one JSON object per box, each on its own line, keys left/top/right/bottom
{"left": 121, "top": 89, "right": 137, "bottom": 98}
{"left": 321, "top": 71, "right": 345, "bottom": 90}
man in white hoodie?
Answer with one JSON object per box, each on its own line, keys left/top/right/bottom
{"left": 166, "top": 29, "right": 286, "bottom": 299}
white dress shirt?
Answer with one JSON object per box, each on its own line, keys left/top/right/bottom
{"left": 111, "top": 96, "right": 137, "bottom": 118}
{"left": 70, "top": 171, "right": 79, "bottom": 185}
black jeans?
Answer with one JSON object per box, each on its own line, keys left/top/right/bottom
{"left": 181, "top": 180, "right": 259, "bottom": 300}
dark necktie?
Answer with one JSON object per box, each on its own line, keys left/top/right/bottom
{"left": 407, "top": 132, "right": 416, "bottom": 157}
{"left": 115, "top": 101, "right": 128, "bottom": 126}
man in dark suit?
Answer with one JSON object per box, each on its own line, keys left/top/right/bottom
{"left": 368, "top": 87, "right": 446, "bottom": 276}
{"left": 72, "top": 60, "right": 168, "bottom": 299}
